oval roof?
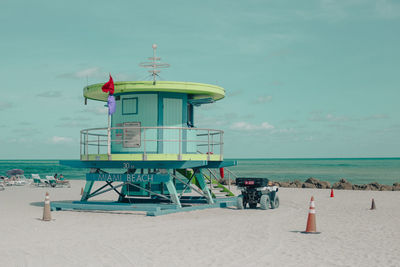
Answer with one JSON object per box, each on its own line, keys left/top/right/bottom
{"left": 83, "top": 81, "right": 225, "bottom": 102}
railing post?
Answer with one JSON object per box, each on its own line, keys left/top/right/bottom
{"left": 143, "top": 128, "right": 147, "bottom": 160}
{"left": 207, "top": 130, "right": 210, "bottom": 161}
{"left": 220, "top": 131, "right": 223, "bottom": 161}
{"left": 211, "top": 132, "right": 214, "bottom": 153}
{"left": 85, "top": 130, "right": 89, "bottom": 160}
{"left": 80, "top": 132, "right": 82, "bottom": 160}
{"left": 178, "top": 128, "right": 182, "bottom": 160}
{"left": 228, "top": 171, "right": 230, "bottom": 191}
{"left": 98, "top": 135, "right": 100, "bottom": 154}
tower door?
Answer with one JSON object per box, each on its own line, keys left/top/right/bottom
{"left": 163, "top": 98, "right": 182, "bottom": 154}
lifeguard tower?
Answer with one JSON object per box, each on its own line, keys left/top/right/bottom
{"left": 54, "top": 45, "right": 237, "bottom": 216}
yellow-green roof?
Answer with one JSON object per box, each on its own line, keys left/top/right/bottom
{"left": 83, "top": 81, "right": 225, "bottom": 102}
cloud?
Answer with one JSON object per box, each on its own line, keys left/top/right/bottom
{"left": 9, "top": 137, "right": 34, "bottom": 143}
{"left": 18, "top": 121, "right": 33, "bottom": 125}
{"left": 362, "top": 114, "right": 389, "bottom": 120}
{"left": 293, "top": 0, "right": 400, "bottom": 22}
{"left": 271, "top": 127, "right": 295, "bottom": 134}
{"left": 0, "top": 101, "right": 13, "bottom": 110}
{"left": 305, "top": 136, "right": 314, "bottom": 141}
{"left": 83, "top": 106, "right": 108, "bottom": 115}
{"left": 56, "top": 115, "right": 100, "bottom": 128}
{"left": 269, "top": 49, "right": 292, "bottom": 59}
{"left": 310, "top": 111, "right": 389, "bottom": 122}
{"left": 280, "top": 119, "right": 298, "bottom": 124}
{"left": 272, "top": 81, "right": 284, "bottom": 86}
{"left": 254, "top": 95, "right": 272, "bottom": 104}
{"left": 49, "top": 136, "right": 73, "bottom": 144}
{"left": 375, "top": 0, "right": 400, "bottom": 19}
{"left": 13, "top": 127, "right": 41, "bottom": 136}
{"left": 230, "top": 121, "right": 275, "bottom": 131}
{"left": 58, "top": 67, "right": 105, "bottom": 80}
{"left": 36, "top": 91, "right": 62, "bottom": 98}
{"left": 56, "top": 121, "right": 88, "bottom": 128}
{"left": 309, "top": 112, "right": 349, "bottom": 122}
{"left": 227, "top": 89, "right": 244, "bottom": 97}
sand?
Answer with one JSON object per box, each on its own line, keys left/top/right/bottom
{"left": 1, "top": 180, "right": 399, "bottom": 267}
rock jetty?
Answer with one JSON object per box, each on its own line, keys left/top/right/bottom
{"left": 274, "top": 178, "right": 400, "bottom": 191}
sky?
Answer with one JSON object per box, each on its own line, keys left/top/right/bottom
{"left": 0, "top": 0, "right": 399, "bottom": 159}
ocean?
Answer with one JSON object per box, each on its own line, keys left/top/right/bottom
{"left": 0, "top": 158, "right": 399, "bottom": 185}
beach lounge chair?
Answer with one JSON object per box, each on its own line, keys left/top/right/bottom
{"left": 11, "top": 175, "right": 28, "bottom": 186}
{"left": 45, "top": 176, "right": 58, "bottom": 187}
{"left": 31, "top": 174, "right": 49, "bottom": 187}
{"left": 45, "top": 176, "right": 71, "bottom": 188}
{"left": 16, "top": 174, "right": 31, "bottom": 185}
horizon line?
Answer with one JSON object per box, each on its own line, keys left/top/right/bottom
{"left": 0, "top": 157, "right": 399, "bottom": 161}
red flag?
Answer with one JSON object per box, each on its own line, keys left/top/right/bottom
{"left": 102, "top": 74, "right": 114, "bottom": 95}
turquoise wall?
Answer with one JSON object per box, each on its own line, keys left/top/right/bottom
{"left": 111, "top": 94, "right": 158, "bottom": 153}
{"left": 111, "top": 92, "right": 196, "bottom": 154}
{"left": 163, "top": 97, "right": 182, "bottom": 154}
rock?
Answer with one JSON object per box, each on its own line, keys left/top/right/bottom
{"left": 304, "top": 177, "right": 331, "bottom": 189}
{"left": 319, "top": 180, "right": 331, "bottom": 189}
{"left": 291, "top": 180, "right": 303, "bottom": 188}
{"left": 352, "top": 184, "right": 361, "bottom": 190}
{"left": 265, "top": 178, "right": 397, "bottom": 191}
{"left": 277, "top": 181, "right": 291, "bottom": 187}
{"left": 393, "top": 183, "right": 400, "bottom": 191}
{"left": 332, "top": 178, "right": 353, "bottom": 190}
{"left": 302, "top": 183, "right": 316, "bottom": 189}
{"left": 352, "top": 184, "right": 367, "bottom": 190}
{"left": 368, "top": 182, "right": 381, "bottom": 191}
{"left": 379, "top": 184, "right": 393, "bottom": 191}
{"left": 304, "top": 177, "right": 320, "bottom": 185}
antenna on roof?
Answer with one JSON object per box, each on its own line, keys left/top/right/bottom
{"left": 139, "top": 44, "right": 170, "bottom": 85}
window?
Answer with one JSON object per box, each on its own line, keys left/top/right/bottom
{"left": 122, "top": 97, "right": 138, "bottom": 115}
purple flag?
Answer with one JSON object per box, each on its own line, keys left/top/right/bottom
{"left": 107, "top": 95, "right": 116, "bottom": 115}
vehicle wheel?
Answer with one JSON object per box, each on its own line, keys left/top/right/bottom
{"left": 260, "top": 194, "right": 270, "bottom": 210}
{"left": 237, "top": 195, "right": 244, "bottom": 210}
{"left": 271, "top": 196, "right": 280, "bottom": 209}
{"left": 249, "top": 203, "right": 257, "bottom": 209}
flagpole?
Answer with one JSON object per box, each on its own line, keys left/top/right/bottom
{"left": 107, "top": 113, "right": 111, "bottom": 160}
{"left": 102, "top": 74, "right": 114, "bottom": 161}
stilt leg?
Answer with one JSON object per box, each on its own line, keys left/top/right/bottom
{"left": 165, "top": 179, "right": 182, "bottom": 208}
{"left": 194, "top": 169, "right": 214, "bottom": 204}
{"left": 81, "top": 180, "right": 94, "bottom": 201}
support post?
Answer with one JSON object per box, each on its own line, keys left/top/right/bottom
{"left": 81, "top": 168, "right": 98, "bottom": 201}
{"left": 81, "top": 181, "right": 95, "bottom": 201}
{"left": 165, "top": 177, "right": 182, "bottom": 208}
{"left": 194, "top": 169, "right": 214, "bottom": 204}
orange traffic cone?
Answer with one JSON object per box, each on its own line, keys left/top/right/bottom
{"left": 301, "top": 196, "right": 320, "bottom": 234}
{"left": 42, "top": 192, "right": 52, "bottom": 221}
{"left": 330, "top": 188, "right": 334, "bottom": 198}
{"left": 370, "top": 198, "right": 376, "bottom": 210}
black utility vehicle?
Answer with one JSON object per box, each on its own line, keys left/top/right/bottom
{"left": 236, "top": 177, "right": 279, "bottom": 210}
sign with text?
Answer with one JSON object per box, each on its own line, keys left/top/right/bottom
{"left": 86, "top": 173, "right": 170, "bottom": 183}
{"left": 123, "top": 122, "right": 141, "bottom": 148}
